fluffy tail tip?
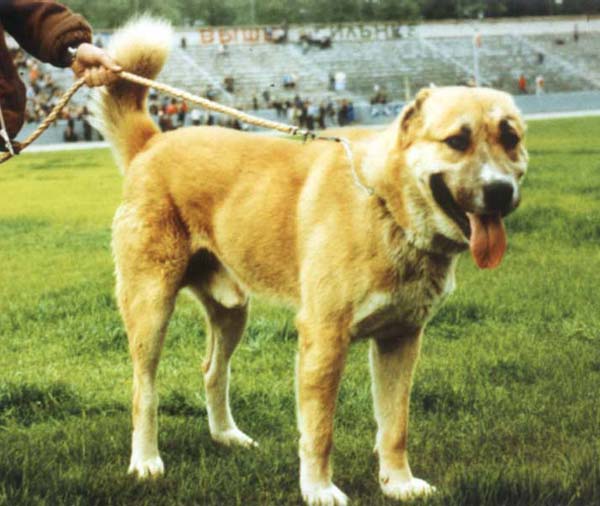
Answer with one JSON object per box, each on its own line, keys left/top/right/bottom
{"left": 106, "top": 15, "right": 173, "bottom": 77}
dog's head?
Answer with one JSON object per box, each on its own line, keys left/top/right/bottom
{"left": 399, "top": 86, "right": 528, "bottom": 268}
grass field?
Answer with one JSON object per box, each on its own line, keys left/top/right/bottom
{"left": 1, "top": 117, "right": 600, "bottom": 506}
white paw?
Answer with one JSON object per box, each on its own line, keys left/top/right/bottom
{"left": 211, "top": 427, "right": 258, "bottom": 448}
{"left": 381, "top": 476, "right": 436, "bottom": 501}
{"left": 127, "top": 455, "right": 165, "bottom": 479}
{"left": 302, "top": 483, "right": 349, "bottom": 506}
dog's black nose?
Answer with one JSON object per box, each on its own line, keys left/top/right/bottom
{"left": 484, "top": 181, "right": 515, "bottom": 216}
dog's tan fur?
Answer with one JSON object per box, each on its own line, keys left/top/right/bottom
{"left": 94, "top": 19, "right": 527, "bottom": 505}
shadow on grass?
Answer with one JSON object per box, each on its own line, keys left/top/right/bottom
{"left": 0, "top": 217, "right": 50, "bottom": 236}
{"left": 0, "top": 382, "right": 125, "bottom": 427}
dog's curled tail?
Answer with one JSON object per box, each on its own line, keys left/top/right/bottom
{"left": 90, "top": 16, "right": 172, "bottom": 173}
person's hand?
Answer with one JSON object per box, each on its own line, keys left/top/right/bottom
{"left": 71, "top": 43, "right": 122, "bottom": 87}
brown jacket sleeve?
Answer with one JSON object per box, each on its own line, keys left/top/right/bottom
{"left": 0, "top": 0, "right": 92, "bottom": 68}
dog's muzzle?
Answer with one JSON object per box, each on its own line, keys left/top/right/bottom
{"left": 429, "top": 173, "right": 471, "bottom": 239}
{"left": 483, "top": 181, "right": 519, "bottom": 217}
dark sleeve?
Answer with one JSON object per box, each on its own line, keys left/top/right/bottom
{"left": 1, "top": 0, "right": 92, "bottom": 67}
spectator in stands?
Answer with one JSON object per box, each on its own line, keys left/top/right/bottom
{"left": 328, "top": 72, "right": 335, "bottom": 91}
{"left": 271, "top": 21, "right": 288, "bottom": 44}
{"left": 518, "top": 74, "right": 527, "bottom": 94}
{"left": 158, "top": 110, "right": 174, "bottom": 132}
{"left": 325, "top": 98, "right": 336, "bottom": 124}
{"left": 334, "top": 71, "right": 347, "bottom": 92}
{"left": 338, "top": 99, "right": 349, "bottom": 126}
{"left": 190, "top": 108, "right": 202, "bottom": 126}
{"left": 79, "top": 106, "right": 93, "bottom": 141}
{"left": 205, "top": 84, "right": 219, "bottom": 101}
{"left": 226, "top": 117, "right": 242, "bottom": 130}
{"left": 282, "top": 73, "right": 296, "bottom": 89}
{"left": 177, "top": 101, "right": 188, "bottom": 127}
{"left": 318, "top": 102, "right": 327, "bottom": 130}
{"left": 12, "top": 48, "right": 26, "bottom": 69}
{"left": 288, "top": 102, "right": 299, "bottom": 126}
{"left": 262, "top": 88, "right": 271, "bottom": 106}
{"left": 370, "top": 84, "right": 390, "bottom": 117}
{"left": 217, "top": 43, "right": 228, "bottom": 57}
{"left": 148, "top": 97, "right": 159, "bottom": 116}
{"left": 535, "top": 75, "right": 545, "bottom": 95}
{"left": 306, "top": 101, "right": 318, "bottom": 130}
{"left": 271, "top": 99, "right": 283, "bottom": 118}
{"left": 224, "top": 76, "right": 235, "bottom": 93}
{"left": 165, "top": 98, "right": 178, "bottom": 117}
{"left": 347, "top": 101, "right": 355, "bottom": 123}
{"left": 63, "top": 117, "right": 78, "bottom": 142}
{"left": 0, "top": 0, "right": 121, "bottom": 150}
{"left": 300, "top": 35, "right": 310, "bottom": 55}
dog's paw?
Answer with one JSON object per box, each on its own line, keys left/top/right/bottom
{"left": 211, "top": 427, "right": 258, "bottom": 449}
{"left": 127, "top": 455, "right": 164, "bottom": 479}
{"left": 302, "top": 483, "right": 348, "bottom": 506}
{"left": 380, "top": 476, "right": 435, "bottom": 501}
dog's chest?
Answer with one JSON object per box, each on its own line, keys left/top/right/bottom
{"left": 350, "top": 255, "right": 456, "bottom": 340}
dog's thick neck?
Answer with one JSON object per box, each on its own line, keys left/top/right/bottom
{"left": 358, "top": 124, "right": 467, "bottom": 258}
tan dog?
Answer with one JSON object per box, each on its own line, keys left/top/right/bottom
{"left": 93, "top": 18, "right": 528, "bottom": 505}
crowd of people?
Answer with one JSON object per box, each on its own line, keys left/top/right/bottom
{"left": 256, "top": 91, "right": 356, "bottom": 129}
{"left": 11, "top": 48, "right": 62, "bottom": 124}
{"left": 8, "top": 46, "right": 100, "bottom": 142}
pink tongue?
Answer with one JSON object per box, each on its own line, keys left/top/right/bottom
{"left": 467, "top": 213, "right": 507, "bottom": 269}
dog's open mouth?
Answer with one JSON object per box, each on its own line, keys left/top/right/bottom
{"left": 429, "top": 173, "right": 507, "bottom": 269}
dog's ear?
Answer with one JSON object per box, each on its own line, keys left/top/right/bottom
{"left": 398, "top": 88, "right": 431, "bottom": 145}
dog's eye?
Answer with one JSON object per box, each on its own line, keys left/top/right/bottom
{"left": 500, "top": 130, "right": 520, "bottom": 150}
{"left": 499, "top": 119, "right": 520, "bottom": 150}
{"left": 444, "top": 135, "right": 470, "bottom": 152}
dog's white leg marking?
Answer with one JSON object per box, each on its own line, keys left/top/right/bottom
{"left": 198, "top": 292, "right": 257, "bottom": 449}
{"left": 370, "top": 332, "right": 436, "bottom": 501}
{"left": 296, "top": 318, "right": 349, "bottom": 506}
{"left": 119, "top": 278, "right": 177, "bottom": 479}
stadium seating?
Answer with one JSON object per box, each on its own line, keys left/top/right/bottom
{"left": 28, "top": 25, "right": 600, "bottom": 107}
{"left": 154, "top": 31, "right": 600, "bottom": 103}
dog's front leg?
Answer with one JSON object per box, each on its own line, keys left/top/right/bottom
{"left": 370, "top": 331, "right": 435, "bottom": 501}
{"left": 296, "top": 319, "right": 349, "bottom": 506}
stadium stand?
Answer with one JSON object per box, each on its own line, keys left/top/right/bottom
{"left": 7, "top": 17, "right": 600, "bottom": 144}
{"left": 155, "top": 23, "right": 600, "bottom": 104}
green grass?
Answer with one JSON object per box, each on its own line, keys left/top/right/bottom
{"left": 1, "top": 118, "right": 600, "bottom": 505}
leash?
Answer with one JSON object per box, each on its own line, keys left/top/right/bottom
{"left": 0, "top": 77, "right": 86, "bottom": 164}
{"left": 0, "top": 71, "right": 374, "bottom": 196}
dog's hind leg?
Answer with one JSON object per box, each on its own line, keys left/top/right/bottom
{"left": 187, "top": 258, "right": 256, "bottom": 448}
{"left": 370, "top": 331, "right": 435, "bottom": 501}
{"left": 113, "top": 203, "right": 188, "bottom": 478}
{"left": 121, "top": 277, "right": 177, "bottom": 478}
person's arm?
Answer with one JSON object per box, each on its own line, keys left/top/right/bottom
{"left": 1, "top": 0, "right": 121, "bottom": 86}
{"left": 1, "top": 0, "right": 91, "bottom": 67}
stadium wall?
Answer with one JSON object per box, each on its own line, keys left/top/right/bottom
{"left": 91, "top": 15, "right": 600, "bottom": 47}
{"left": 20, "top": 90, "right": 600, "bottom": 146}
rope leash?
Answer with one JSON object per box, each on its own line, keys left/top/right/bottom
{"left": 0, "top": 71, "right": 374, "bottom": 195}
{"left": 0, "top": 77, "right": 86, "bottom": 164}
